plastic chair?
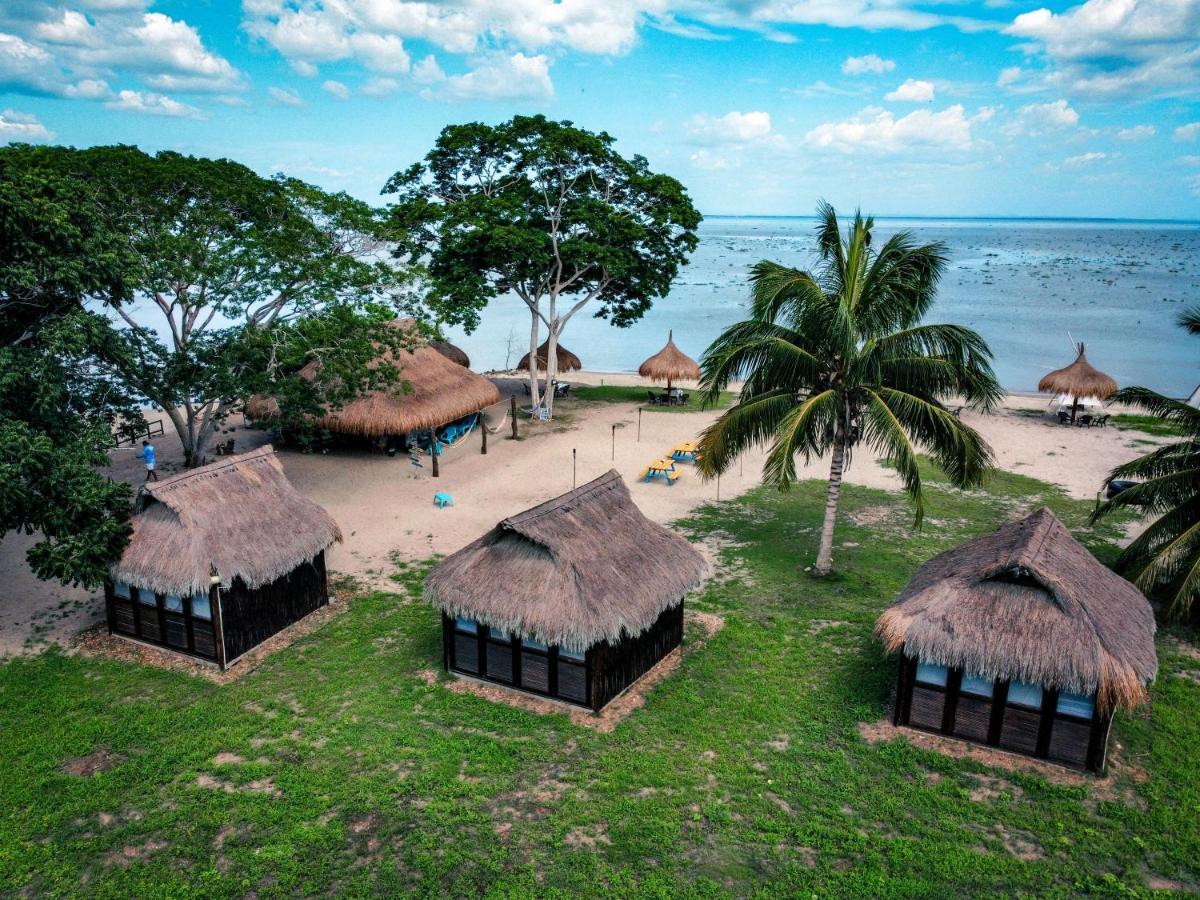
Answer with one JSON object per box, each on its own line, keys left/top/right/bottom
{"left": 433, "top": 492, "right": 454, "bottom": 509}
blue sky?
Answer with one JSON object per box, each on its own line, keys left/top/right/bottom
{"left": 2, "top": 0, "right": 1199, "bottom": 219}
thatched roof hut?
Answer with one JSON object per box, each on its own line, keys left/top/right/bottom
{"left": 247, "top": 320, "right": 500, "bottom": 438}
{"left": 516, "top": 339, "right": 581, "bottom": 373}
{"left": 431, "top": 340, "right": 470, "bottom": 368}
{"left": 1038, "top": 343, "right": 1117, "bottom": 402}
{"left": 877, "top": 507, "right": 1156, "bottom": 713}
{"left": 639, "top": 331, "right": 701, "bottom": 389}
{"left": 425, "top": 471, "right": 706, "bottom": 709}
{"left": 111, "top": 446, "right": 341, "bottom": 597}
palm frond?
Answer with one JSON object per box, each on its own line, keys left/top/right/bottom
{"left": 696, "top": 389, "right": 801, "bottom": 478}
{"left": 1110, "top": 386, "right": 1200, "bottom": 436}
{"left": 861, "top": 388, "right": 926, "bottom": 525}
{"left": 1178, "top": 305, "right": 1200, "bottom": 336}
{"left": 761, "top": 389, "right": 841, "bottom": 487}
{"left": 872, "top": 387, "right": 994, "bottom": 489}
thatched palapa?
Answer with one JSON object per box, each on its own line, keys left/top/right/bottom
{"left": 639, "top": 330, "right": 701, "bottom": 390}
{"left": 246, "top": 320, "right": 499, "bottom": 438}
{"left": 516, "top": 339, "right": 582, "bottom": 373}
{"left": 431, "top": 340, "right": 470, "bottom": 368}
{"left": 1038, "top": 343, "right": 1117, "bottom": 402}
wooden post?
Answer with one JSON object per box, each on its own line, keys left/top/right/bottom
{"left": 211, "top": 585, "right": 227, "bottom": 672}
{"left": 637, "top": 407, "right": 642, "bottom": 442}
{"left": 611, "top": 424, "right": 616, "bottom": 460}
{"left": 572, "top": 449, "right": 577, "bottom": 489}
{"left": 716, "top": 471, "right": 720, "bottom": 501}
{"left": 431, "top": 440, "right": 439, "bottom": 478}
{"left": 481, "top": 418, "right": 488, "bottom": 455}
{"left": 510, "top": 396, "right": 519, "bottom": 440}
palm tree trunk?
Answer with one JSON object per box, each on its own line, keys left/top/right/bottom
{"left": 814, "top": 438, "right": 846, "bottom": 575}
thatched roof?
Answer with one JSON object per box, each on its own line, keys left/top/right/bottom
{"left": 246, "top": 320, "right": 500, "bottom": 437}
{"left": 516, "top": 339, "right": 581, "bottom": 373}
{"left": 1038, "top": 343, "right": 1117, "bottom": 401}
{"left": 431, "top": 340, "right": 470, "bottom": 368}
{"left": 876, "top": 508, "right": 1156, "bottom": 713}
{"left": 111, "top": 446, "right": 341, "bottom": 597}
{"left": 639, "top": 331, "right": 701, "bottom": 384}
{"left": 424, "top": 470, "right": 706, "bottom": 651}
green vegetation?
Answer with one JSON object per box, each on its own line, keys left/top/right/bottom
{"left": 1111, "top": 414, "right": 1184, "bottom": 438}
{"left": 2, "top": 466, "right": 1197, "bottom": 896}
{"left": 572, "top": 384, "right": 734, "bottom": 411}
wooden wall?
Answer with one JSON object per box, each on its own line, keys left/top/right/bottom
{"left": 219, "top": 553, "right": 329, "bottom": 664}
{"left": 589, "top": 602, "right": 684, "bottom": 711}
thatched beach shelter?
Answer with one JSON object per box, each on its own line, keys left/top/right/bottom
{"left": 876, "top": 508, "right": 1156, "bottom": 772}
{"left": 639, "top": 331, "right": 701, "bottom": 391}
{"left": 516, "top": 339, "right": 582, "bottom": 373}
{"left": 424, "top": 470, "right": 706, "bottom": 710}
{"left": 247, "top": 320, "right": 500, "bottom": 439}
{"left": 431, "top": 340, "right": 470, "bottom": 368}
{"left": 1039, "top": 343, "right": 1117, "bottom": 422}
{"left": 106, "top": 446, "right": 341, "bottom": 670}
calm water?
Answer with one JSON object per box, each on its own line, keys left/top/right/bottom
{"left": 447, "top": 217, "right": 1200, "bottom": 397}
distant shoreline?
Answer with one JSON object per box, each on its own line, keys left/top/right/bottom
{"left": 702, "top": 214, "right": 1200, "bottom": 226}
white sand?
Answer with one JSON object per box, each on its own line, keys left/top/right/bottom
{"left": 0, "top": 372, "right": 1163, "bottom": 656}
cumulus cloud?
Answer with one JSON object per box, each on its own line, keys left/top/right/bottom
{"left": 1117, "top": 124, "right": 1155, "bottom": 141}
{"left": 885, "top": 78, "right": 934, "bottom": 102}
{"left": 1002, "top": 99, "right": 1079, "bottom": 136}
{"left": 804, "top": 104, "right": 984, "bottom": 155}
{"left": 268, "top": 86, "right": 304, "bottom": 106}
{"left": 322, "top": 79, "right": 350, "bottom": 99}
{"left": 1006, "top": 0, "right": 1200, "bottom": 97}
{"left": 1062, "top": 151, "right": 1109, "bottom": 168}
{"left": 411, "top": 55, "right": 445, "bottom": 84}
{"left": 104, "top": 89, "right": 204, "bottom": 118}
{"left": 1175, "top": 123, "right": 1200, "bottom": 142}
{"left": 361, "top": 77, "right": 400, "bottom": 97}
{"left": 426, "top": 53, "right": 553, "bottom": 102}
{"left": 0, "top": 108, "right": 54, "bottom": 141}
{"left": 687, "top": 110, "right": 773, "bottom": 144}
{"left": 842, "top": 53, "right": 895, "bottom": 75}
{"left": 997, "top": 66, "right": 1022, "bottom": 87}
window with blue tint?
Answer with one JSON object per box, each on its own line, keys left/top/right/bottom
{"left": 454, "top": 617, "right": 477, "bottom": 634}
{"left": 915, "top": 662, "right": 948, "bottom": 686}
{"left": 1056, "top": 692, "right": 1094, "bottom": 719}
{"left": 164, "top": 595, "right": 184, "bottom": 613}
{"left": 138, "top": 589, "right": 157, "bottom": 607}
{"left": 522, "top": 637, "right": 548, "bottom": 652}
{"left": 191, "top": 594, "right": 212, "bottom": 620}
{"left": 559, "top": 645, "right": 585, "bottom": 661}
{"left": 961, "top": 674, "right": 994, "bottom": 697}
{"left": 1007, "top": 680, "right": 1043, "bottom": 708}
{"left": 113, "top": 581, "right": 131, "bottom": 599}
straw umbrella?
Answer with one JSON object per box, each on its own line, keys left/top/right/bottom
{"left": 638, "top": 330, "right": 701, "bottom": 393}
{"left": 1038, "top": 343, "right": 1117, "bottom": 423}
{"left": 516, "top": 339, "right": 582, "bottom": 373}
{"left": 431, "top": 340, "right": 470, "bottom": 368}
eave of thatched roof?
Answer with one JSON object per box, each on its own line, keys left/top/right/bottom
{"left": 111, "top": 446, "right": 341, "bottom": 597}
{"left": 424, "top": 470, "right": 707, "bottom": 651}
{"left": 639, "top": 331, "right": 701, "bottom": 384}
{"left": 246, "top": 320, "right": 500, "bottom": 438}
{"left": 875, "top": 508, "right": 1157, "bottom": 713}
{"left": 516, "top": 339, "right": 581, "bottom": 373}
{"left": 1038, "top": 343, "right": 1117, "bottom": 400}
{"left": 431, "top": 340, "right": 470, "bottom": 368}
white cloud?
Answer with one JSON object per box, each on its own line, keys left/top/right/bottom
{"left": 0, "top": 108, "right": 54, "bottom": 141}
{"left": 1177, "top": 155, "right": 1200, "bottom": 166}
{"left": 804, "top": 104, "right": 982, "bottom": 155}
{"left": 1003, "top": 99, "right": 1079, "bottom": 136}
{"left": 361, "top": 77, "right": 400, "bottom": 97}
{"left": 688, "top": 110, "right": 773, "bottom": 144}
{"left": 268, "top": 86, "right": 304, "bottom": 106}
{"left": 1175, "top": 123, "right": 1200, "bottom": 142}
{"left": 104, "top": 89, "right": 203, "bottom": 118}
{"left": 885, "top": 78, "right": 934, "bottom": 102}
{"left": 411, "top": 55, "right": 445, "bottom": 84}
{"left": 322, "top": 79, "right": 350, "bottom": 99}
{"left": 1006, "top": 0, "right": 1200, "bottom": 97}
{"left": 1062, "top": 151, "right": 1108, "bottom": 168}
{"left": 997, "top": 65, "right": 1022, "bottom": 87}
{"left": 842, "top": 53, "right": 895, "bottom": 75}
{"left": 1116, "top": 124, "right": 1155, "bottom": 141}
{"left": 427, "top": 53, "right": 553, "bottom": 102}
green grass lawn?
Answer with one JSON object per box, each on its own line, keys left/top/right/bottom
{"left": 2, "top": 467, "right": 1198, "bottom": 896}
{"left": 572, "top": 384, "right": 734, "bottom": 412}
{"left": 1112, "top": 414, "right": 1184, "bottom": 438}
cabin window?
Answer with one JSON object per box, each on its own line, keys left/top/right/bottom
{"left": 455, "top": 617, "right": 477, "bottom": 634}
{"left": 1007, "top": 680, "right": 1043, "bottom": 709}
{"left": 113, "top": 581, "right": 131, "bottom": 600}
{"left": 559, "top": 646, "right": 586, "bottom": 662}
{"left": 961, "top": 674, "right": 994, "bottom": 697}
{"left": 522, "top": 637, "right": 548, "bottom": 652}
{"left": 164, "top": 594, "right": 184, "bottom": 613}
{"left": 1056, "top": 692, "right": 1094, "bottom": 720}
{"left": 137, "top": 589, "right": 157, "bottom": 607}
{"left": 191, "top": 594, "right": 212, "bottom": 620}
{"left": 914, "top": 662, "right": 948, "bottom": 687}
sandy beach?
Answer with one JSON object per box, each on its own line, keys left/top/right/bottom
{"left": 0, "top": 371, "right": 1165, "bottom": 658}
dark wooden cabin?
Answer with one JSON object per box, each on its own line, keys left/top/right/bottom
{"left": 106, "top": 446, "right": 341, "bottom": 670}
{"left": 876, "top": 508, "right": 1157, "bottom": 773}
{"left": 424, "top": 470, "right": 706, "bottom": 712}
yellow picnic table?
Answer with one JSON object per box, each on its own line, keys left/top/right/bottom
{"left": 641, "top": 457, "right": 680, "bottom": 485}
{"left": 671, "top": 440, "right": 702, "bottom": 463}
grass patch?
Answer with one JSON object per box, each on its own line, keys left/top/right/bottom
{"left": 1, "top": 469, "right": 1197, "bottom": 895}
{"left": 1112, "top": 414, "right": 1183, "bottom": 438}
{"left": 572, "top": 384, "right": 734, "bottom": 412}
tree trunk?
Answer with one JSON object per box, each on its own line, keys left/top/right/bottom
{"left": 545, "top": 298, "right": 559, "bottom": 419}
{"left": 814, "top": 438, "right": 847, "bottom": 575}
{"left": 527, "top": 310, "right": 541, "bottom": 411}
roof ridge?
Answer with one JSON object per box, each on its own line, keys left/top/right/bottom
{"left": 148, "top": 445, "right": 275, "bottom": 494}
{"left": 500, "top": 470, "right": 622, "bottom": 528}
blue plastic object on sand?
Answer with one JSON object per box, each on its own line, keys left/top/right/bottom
{"left": 433, "top": 492, "right": 454, "bottom": 509}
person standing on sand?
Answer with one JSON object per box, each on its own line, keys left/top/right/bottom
{"left": 139, "top": 440, "right": 158, "bottom": 482}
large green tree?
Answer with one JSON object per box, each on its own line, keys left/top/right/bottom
{"left": 383, "top": 115, "right": 701, "bottom": 415}
{"left": 697, "top": 203, "right": 1002, "bottom": 575}
{"left": 1092, "top": 307, "right": 1200, "bottom": 621}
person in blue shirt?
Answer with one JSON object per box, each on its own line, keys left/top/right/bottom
{"left": 139, "top": 440, "right": 158, "bottom": 482}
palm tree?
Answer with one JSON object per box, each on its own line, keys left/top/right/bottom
{"left": 697, "top": 202, "right": 1002, "bottom": 575}
{"left": 1092, "top": 306, "right": 1200, "bottom": 621}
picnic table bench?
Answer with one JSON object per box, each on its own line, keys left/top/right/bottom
{"left": 641, "top": 457, "right": 680, "bottom": 485}
{"left": 671, "top": 440, "right": 702, "bottom": 463}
